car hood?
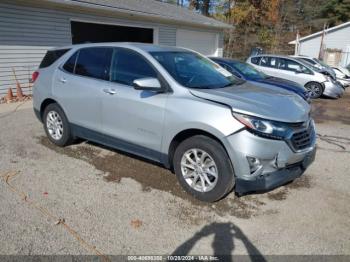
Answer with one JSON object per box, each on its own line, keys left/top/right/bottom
{"left": 189, "top": 82, "right": 310, "bottom": 123}
{"left": 254, "top": 77, "right": 306, "bottom": 94}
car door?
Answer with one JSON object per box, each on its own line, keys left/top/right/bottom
{"left": 277, "top": 58, "right": 310, "bottom": 86}
{"left": 53, "top": 47, "right": 113, "bottom": 132}
{"left": 101, "top": 47, "right": 168, "bottom": 161}
{"left": 256, "top": 56, "right": 280, "bottom": 76}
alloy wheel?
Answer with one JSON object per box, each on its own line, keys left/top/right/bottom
{"left": 180, "top": 148, "right": 218, "bottom": 192}
{"left": 46, "top": 110, "right": 64, "bottom": 140}
{"left": 306, "top": 83, "right": 322, "bottom": 98}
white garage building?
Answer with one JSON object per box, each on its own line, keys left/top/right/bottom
{"left": 289, "top": 21, "right": 350, "bottom": 67}
{"left": 0, "top": 0, "right": 229, "bottom": 95}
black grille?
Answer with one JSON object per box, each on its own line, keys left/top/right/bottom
{"left": 290, "top": 124, "right": 314, "bottom": 151}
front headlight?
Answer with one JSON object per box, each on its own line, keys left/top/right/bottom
{"left": 232, "top": 112, "right": 290, "bottom": 139}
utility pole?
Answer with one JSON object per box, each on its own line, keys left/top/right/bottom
{"left": 318, "top": 23, "right": 328, "bottom": 60}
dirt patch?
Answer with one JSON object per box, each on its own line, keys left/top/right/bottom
{"left": 38, "top": 136, "right": 310, "bottom": 220}
{"left": 267, "top": 188, "right": 288, "bottom": 201}
{"left": 212, "top": 196, "right": 266, "bottom": 219}
{"left": 311, "top": 91, "right": 350, "bottom": 125}
{"left": 286, "top": 175, "right": 311, "bottom": 189}
{"left": 267, "top": 175, "right": 311, "bottom": 201}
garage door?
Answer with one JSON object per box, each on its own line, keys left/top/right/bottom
{"left": 176, "top": 29, "right": 218, "bottom": 56}
{"left": 71, "top": 21, "right": 154, "bottom": 44}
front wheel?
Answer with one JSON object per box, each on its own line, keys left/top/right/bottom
{"left": 173, "top": 135, "right": 235, "bottom": 202}
{"left": 305, "top": 82, "right": 323, "bottom": 99}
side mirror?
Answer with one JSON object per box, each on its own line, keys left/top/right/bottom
{"left": 133, "top": 77, "right": 163, "bottom": 92}
{"left": 295, "top": 68, "right": 303, "bottom": 74}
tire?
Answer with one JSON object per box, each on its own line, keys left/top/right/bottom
{"left": 173, "top": 135, "right": 235, "bottom": 202}
{"left": 43, "top": 103, "right": 74, "bottom": 147}
{"left": 305, "top": 82, "right": 323, "bottom": 99}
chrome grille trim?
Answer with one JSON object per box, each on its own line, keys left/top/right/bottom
{"left": 287, "top": 119, "right": 316, "bottom": 152}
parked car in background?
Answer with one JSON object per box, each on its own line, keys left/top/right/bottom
{"left": 291, "top": 55, "right": 337, "bottom": 80}
{"left": 332, "top": 66, "right": 350, "bottom": 88}
{"left": 210, "top": 57, "right": 310, "bottom": 102}
{"left": 292, "top": 55, "right": 348, "bottom": 89}
{"left": 247, "top": 55, "right": 344, "bottom": 99}
{"left": 333, "top": 66, "right": 350, "bottom": 77}
{"left": 33, "top": 43, "right": 316, "bottom": 202}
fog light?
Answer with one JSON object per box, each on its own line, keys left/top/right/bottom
{"left": 247, "top": 156, "right": 263, "bottom": 175}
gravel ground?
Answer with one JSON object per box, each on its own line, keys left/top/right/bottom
{"left": 0, "top": 92, "right": 349, "bottom": 258}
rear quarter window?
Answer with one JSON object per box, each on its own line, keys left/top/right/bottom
{"left": 63, "top": 52, "right": 78, "bottom": 73}
{"left": 39, "top": 49, "right": 70, "bottom": 68}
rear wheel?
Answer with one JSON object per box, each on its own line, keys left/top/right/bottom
{"left": 173, "top": 135, "right": 235, "bottom": 202}
{"left": 43, "top": 103, "right": 73, "bottom": 146}
{"left": 305, "top": 82, "right": 323, "bottom": 99}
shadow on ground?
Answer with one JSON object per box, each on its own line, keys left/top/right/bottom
{"left": 171, "top": 222, "right": 266, "bottom": 261}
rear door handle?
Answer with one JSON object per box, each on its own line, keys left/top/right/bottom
{"left": 103, "top": 88, "right": 117, "bottom": 95}
{"left": 60, "top": 77, "right": 67, "bottom": 83}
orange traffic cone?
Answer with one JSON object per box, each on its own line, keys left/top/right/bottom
{"left": 5, "top": 88, "right": 14, "bottom": 102}
{"left": 16, "top": 83, "right": 24, "bottom": 100}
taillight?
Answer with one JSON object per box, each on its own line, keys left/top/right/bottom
{"left": 31, "top": 71, "right": 39, "bottom": 83}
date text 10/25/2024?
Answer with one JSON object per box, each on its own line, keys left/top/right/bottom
{"left": 127, "top": 256, "right": 219, "bottom": 261}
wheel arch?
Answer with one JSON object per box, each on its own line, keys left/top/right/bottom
{"left": 304, "top": 81, "right": 324, "bottom": 90}
{"left": 40, "top": 98, "right": 60, "bottom": 121}
{"left": 167, "top": 128, "right": 230, "bottom": 171}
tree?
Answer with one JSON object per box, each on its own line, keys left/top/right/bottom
{"left": 319, "top": 0, "right": 350, "bottom": 26}
{"left": 189, "top": 0, "right": 214, "bottom": 16}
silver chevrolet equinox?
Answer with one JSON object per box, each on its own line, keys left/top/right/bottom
{"left": 33, "top": 43, "right": 316, "bottom": 202}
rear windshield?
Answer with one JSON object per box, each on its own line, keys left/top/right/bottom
{"left": 39, "top": 49, "right": 70, "bottom": 68}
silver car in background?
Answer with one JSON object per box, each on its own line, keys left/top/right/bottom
{"left": 33, "top": 43, "right": 316, "bottom": 202}
{"left": 332, "top": 66, "right": 350, "bottom": 88}
{"left": 247, "top": 54, "right": 344, "bottom": 99}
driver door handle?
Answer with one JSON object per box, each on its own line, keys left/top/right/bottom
{"left": 103, "top": 88, "right": 117, "bottom": 95}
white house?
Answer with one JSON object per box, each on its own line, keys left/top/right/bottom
{"left": 0, "top": 0, "right": 230, "bottom": 96}
{"left": 289, "top": 21, "right": 350, "bottom": 67}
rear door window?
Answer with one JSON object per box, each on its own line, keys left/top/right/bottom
{"left": 74, "top": 47, "right": 113, "bottom": 80}
{"left": 110, "top": 48, "right": 158, "bottom": 86}
{"left": 39, "top": 49, "right": 70, "bottom": 68}
{"left": 260, "top": 56, "right": 278, "bottom": 68}
{"left": 278, "top": 58, "right": 311, "bottom": 74}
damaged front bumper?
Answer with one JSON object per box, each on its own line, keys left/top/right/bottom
{"left": 223, "top": 128, "right": 316, "bottom": 194}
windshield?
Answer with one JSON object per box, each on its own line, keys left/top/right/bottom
{"left": 315, "top": 58, "right": 329, "bottom": 68}
{"left": 297, "top": 59, "right": 320, "bottom": 72}
{"left": 231, "top": 61, "right": 268, "bottom": 80}
{"left": 150, "top": 51, "right": 242, "bottom": 89}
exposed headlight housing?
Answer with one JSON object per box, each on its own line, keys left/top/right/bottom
{"left": 233, "top": 112, "right": 291, "bottom": 140}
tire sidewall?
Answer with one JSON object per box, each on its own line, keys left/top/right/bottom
{"left": 173, "top": 135, "right": 235, "bottom": 202}
{"left": 43, "top": 103, "right": 72, "bottom": 146}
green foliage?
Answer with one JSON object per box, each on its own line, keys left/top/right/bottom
{"left": 319, "top": 0, "right": 350, "bottom": 25}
